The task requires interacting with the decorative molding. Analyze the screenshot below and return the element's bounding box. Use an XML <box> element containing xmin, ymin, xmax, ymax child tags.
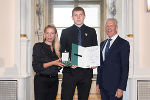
<box><xmin>127</xmin><ymin>34</ymin><xmax>133</xmax><ymax>38</ymax></box>
<box><xmin>132</xmin><ymin>75</ymin><xmax>150</xmax><ymax>79</ymax></box>
<box><xmin>20</xmin><ymin>34</ymin><xmax>27</xmax><ymax>38</ymax></box>
<box><xmin>20</xmin><ymin>38</ymin><xmax>30</xmax><ymax>76</ymax></box>
<box><xmin>0</xmin><ymin>74</ymin><xmax>30</xmax><ymax>79</ymax></box>
<box><xmin>34</xmin><ymin>0</ymin><xmax>45</xmax><ymax>42</ymax></box>
<box><xmin>109</xmin><ymin>0</ymin><xmax>117</xmax><ymax>18</ymax></box>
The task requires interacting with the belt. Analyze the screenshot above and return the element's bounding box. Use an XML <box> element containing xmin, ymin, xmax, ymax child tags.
<box><xmin>37</xmin><ymin>74</ymin><xmax>58</xmax><ymax>78</ymax></box>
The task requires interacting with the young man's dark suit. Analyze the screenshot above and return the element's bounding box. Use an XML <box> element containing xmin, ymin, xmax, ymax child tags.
<box><xmin>60</xmin><ymin>24</ymin><xmax>97</xmax><ymax>100</ymax></box>
<box><xmin>97</xmin><ymin>36</ymin><xmax>130</xmax><ymax>100</ymax></box>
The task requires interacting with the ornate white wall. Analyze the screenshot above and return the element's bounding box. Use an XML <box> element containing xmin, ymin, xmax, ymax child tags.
<box><xmin>0</xmin><ymin>0</ymin><xmax>33</xmax><ymax>100</ymax></box>
<box><xmin>0</xmin><ymin>0</ymin><xmax>150</xmax><ymax>100</ymax></box>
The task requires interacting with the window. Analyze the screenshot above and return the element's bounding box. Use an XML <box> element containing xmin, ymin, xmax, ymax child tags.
<box><xmin>53</xmin><ymin>5</ymin><xmax>74</xmax><ymax>38</ymax></box>
<box><xmin>79</xmin><ymin>4</ymin><xmax>100</xmax><ymax>43</ymax></box>
<box><xmin>48</xmin><ymin>0</ymin><xmax>101</xmax><ymax>43</ymax></box>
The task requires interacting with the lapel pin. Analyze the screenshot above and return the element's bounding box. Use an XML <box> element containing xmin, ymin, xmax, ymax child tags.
<box><xmin>85</xmin><ymin>33</ymin><xmax>88</xmax><ymax>36</ymax></box>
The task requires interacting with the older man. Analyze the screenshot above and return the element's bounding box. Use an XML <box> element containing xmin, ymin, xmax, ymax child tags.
<box><xmin>96</xmin><ymin>18</ymin><xmax>130</xmax><ymax>100</ymax></box>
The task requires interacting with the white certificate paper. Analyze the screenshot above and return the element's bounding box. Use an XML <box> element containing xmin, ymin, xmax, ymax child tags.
<box><xmin>75</xmin><ymin>45</ymin><xmax>100</xmax><ymax>68</ymax></box>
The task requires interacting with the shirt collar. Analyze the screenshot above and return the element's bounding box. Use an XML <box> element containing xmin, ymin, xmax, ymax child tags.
<box><xmin>73</xmin><ymin>24</ymin><xmax>86</xmax><ymax>30</ymax></box>
<box><xmin>108</xmin><ymin>34</ymin><xmax>118</xmax><ymax>41</ymax></box>
<box><xmin>43</xmin><ymin>42</ymin><xmax>51</xmax><ymax>48</ymax></box>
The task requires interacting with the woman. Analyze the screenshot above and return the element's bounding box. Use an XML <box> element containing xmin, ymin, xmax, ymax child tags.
<box><xmin>32</xmin><ymin>25</ymin><xmax>64</xmax><ymax>100</ymax></box>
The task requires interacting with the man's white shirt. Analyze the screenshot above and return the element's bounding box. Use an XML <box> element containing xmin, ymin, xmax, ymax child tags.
<box><xmin>102</xmin><ymin>34</ymin><xmax>119</xmax><ymax>61</ymax></box>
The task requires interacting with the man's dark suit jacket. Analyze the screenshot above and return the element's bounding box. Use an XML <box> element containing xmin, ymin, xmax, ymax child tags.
<box><xmin>60</xmin><ymin>24</ymin><xmax>98</xmax><ymax>59</ymax></box>
<box><xmin>97</xmin><ymin>36</ymin><xmax>130</xmax><ymax>94</ymax></box>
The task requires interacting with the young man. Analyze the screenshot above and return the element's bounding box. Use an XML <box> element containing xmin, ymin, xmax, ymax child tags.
<box><xmin>60</xmin><ymin>7</ymin><xmax>98</xmax><ymax>100</ymax></box>
<box><xmin>96</xmin><ymin>18</ymin><xmax>130</xmax><ymax>100</ymax></box>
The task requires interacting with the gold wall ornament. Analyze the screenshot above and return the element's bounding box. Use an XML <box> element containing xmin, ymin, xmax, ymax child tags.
<box><xmin>20</xmin><ymin>34</ymin><xmax>27</xmax><ymax>38</ymax></box>
<box><xmin>127</xmin><ymin>34</ymin><xmax>133</xmax><ymax>38</ymax></box>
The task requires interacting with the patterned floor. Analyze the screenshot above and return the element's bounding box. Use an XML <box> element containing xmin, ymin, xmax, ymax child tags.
<box><xmin>56</xmin><ymin>80</ymin><xmax>101</xmax><ymax>100</ymax></box>
<box><xmin>56</xmin><ymin>93</ymin><xmax>101</xmax><ymax>100</ymax></box>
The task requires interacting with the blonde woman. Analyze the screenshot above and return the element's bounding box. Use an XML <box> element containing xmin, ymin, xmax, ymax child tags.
<box><xmin>32</xmin><ymin>25</ymin><xmax>64</xmax><ymax>100</ymax></box>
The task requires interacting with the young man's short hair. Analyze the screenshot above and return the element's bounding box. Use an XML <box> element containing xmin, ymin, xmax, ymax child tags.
<box><xmin>72</xmin><ymin>7</ymin><xmax>85</xmax><ymax>16</ymax></box>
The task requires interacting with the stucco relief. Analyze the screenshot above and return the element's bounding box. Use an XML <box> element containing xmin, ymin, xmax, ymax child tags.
<box><xmin>35</xmin><ymin>0</ymin><xmax>44</xmax><ymax>42</ymax></box>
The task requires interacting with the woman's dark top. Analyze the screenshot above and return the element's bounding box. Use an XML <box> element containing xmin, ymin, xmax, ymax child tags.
<box><xmin>32</xmin><ymin>42</ymin><xmax>60</xmax><ymax>75</ymax></box>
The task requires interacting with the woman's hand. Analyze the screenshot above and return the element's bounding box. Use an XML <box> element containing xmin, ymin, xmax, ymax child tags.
<box><xmin>43</xmin><ymin>58</ymin><xmax>64</xmax><ymax>68</ymax></box>
<box><xmin>53</xmin><ymin>58</ymin><xmax>64</xmax><ymax>67</ymax></box>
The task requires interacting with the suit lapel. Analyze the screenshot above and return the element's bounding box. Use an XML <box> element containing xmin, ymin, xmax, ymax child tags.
<box><xmin>72</xmin><ymin>25</ymin><xmax>78</xmax><ymax>44</ymax></box>
<box><xmin>100</xmin><ymin>40</ymin><xmax>107</xmax><ymax>52</ymax></box>
<box><xmin>100</xmin><ymin>40</ymin><xmax>107</xmax><ymax>63</ymax></box>
<box><xmin>104</xmin><ymin>36</ymin><xmax>121</xmax><ymax>60</ymax></box>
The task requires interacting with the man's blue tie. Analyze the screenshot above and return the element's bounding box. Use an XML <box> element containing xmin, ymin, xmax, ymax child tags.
<box><xmin>78</xmin><ymin>27</ymin><xmax>82</xmax><ymax>46</ymax></box>
<box><xmin>105</xmin><ymin>39</ymin><xmax>112</xmax><ymax>59</ymax></box>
